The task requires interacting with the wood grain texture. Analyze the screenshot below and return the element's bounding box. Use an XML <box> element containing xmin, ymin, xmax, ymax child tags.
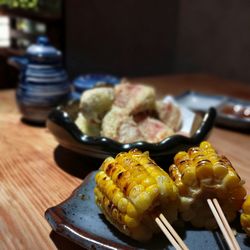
<box><xmin>0</xmin><ymin>74</ymin><xmax>250</xmax><ymax>250</ymax></box>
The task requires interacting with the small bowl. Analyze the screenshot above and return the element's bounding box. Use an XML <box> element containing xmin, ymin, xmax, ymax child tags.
<box><xmin>216</xmin><ymin>99</ymin><xmax>250</xmax><ymax>131</ymax></box>
<box><xmin>72</xmin><ymin>74</ymin><xmax>121</xmax><ymax>99</ymax></box>
<box><xmin>46</xmin><ymin>99</ymin><xmax>216</xmax><ymax>162</ymax></box>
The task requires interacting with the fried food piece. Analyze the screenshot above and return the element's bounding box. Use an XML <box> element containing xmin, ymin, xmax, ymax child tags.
<box><xmin>169</xmin><ymin>141</ymin><xmax>247</xmax><ymax>229</ymax></box>
<box><xmin>77</xmin><ymin>82</ymin><xmax>183</xmax><ymax>143</ymax></box>
<box><xmin>137</xmin><ymin>117</ymin><xmax>174</xmax><ymax>143</ymax></box>
<box><xmin>94</xmin><ymin>149</ymin><xmax>179</xmax><ymax>241</ymax></box>
<box><xmin>101</xmin><ymin>107</ymin><xmax>144</xmax><ymax>142</ymax></box>
<box><xmin>114</xmin><ymin>83</ymin><xmax>156</xmax><ymax>115</ymax></box>
<box><xmin>79</xmin><ymin>87</ymin><xmax>114</xmax><ymax>123</ymax></box>
<box><xmin>156</xmin><ymin>97</ymin><xmax>182</xmax><ymax>132</ymax></box>
<box><xmin>241</xmin><ymin>196</ymin><xmax>250</xmax><ymax>236</ymax></box>
<box><xmin>75</xmin><ymin>112</ymin><xmax>100</xmax><ymax>136</ymax></box>
<box><xmin>117</xmin><ymin>117</ymin><xmax>145</xmax><ymax>143</ymax></box>
<box><xmin>101</xmin><ymin>108</ymin><xmax>174</xmax><ymax>143</ymax></box>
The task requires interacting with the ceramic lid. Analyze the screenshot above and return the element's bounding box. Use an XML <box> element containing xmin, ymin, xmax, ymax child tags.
<box><xmin>26</xmin><ymin>36</ymin><xmax>62</xmax><ymax>62</ymax></box>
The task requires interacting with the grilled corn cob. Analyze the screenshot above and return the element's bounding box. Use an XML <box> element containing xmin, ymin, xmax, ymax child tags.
<box><xmin>241</xmin><ymin>196</ymin><xmax>250</xmax><ymax>236</ymax></box>
<box><xmin>94</xmin><ymin>149</ymin><xmax>179</xmax><ymax>241</ymax></box>
<box><xmin>169</xmin><ymin>141</ymin><xmax>247</xmax><ymax>229</ymax></box>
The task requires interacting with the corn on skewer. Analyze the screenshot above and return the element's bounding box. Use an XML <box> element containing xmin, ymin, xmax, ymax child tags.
<box><xmin>94</xmin><ymin>149</ymin><xmax>180</xmax><ymax>242</ymax></box>
<box><xmin>169</xmin><ymin>141</ymin><xmax>247</xmax><ymax>230</ymax></box>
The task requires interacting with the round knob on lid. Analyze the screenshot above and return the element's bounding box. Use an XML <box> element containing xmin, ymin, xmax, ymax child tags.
<box><xmin>26</xmin><ymin>35</ymin><xmax>62</xmax><ymax>63</ymax></box>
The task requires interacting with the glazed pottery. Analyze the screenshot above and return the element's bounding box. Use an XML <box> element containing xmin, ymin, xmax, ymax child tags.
<box><xmin>11</xmin><ymin>36</ymin><xmax>70</xmax><ymax>124</ymax></box>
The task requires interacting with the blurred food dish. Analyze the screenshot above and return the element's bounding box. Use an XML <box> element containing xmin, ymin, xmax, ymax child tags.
<box><xmin>216</xmin><ymin>100</ymin><xmax>250</xmax><ymax>130</ymax></box>
<box><xmin>176</xmin><ymin>91</ymin><xmax>226</xmax><ymax>112</ymax></box>
<box><xmin>46</xmin><ymin>83</ymin><xmax>216</xmax><ymax>160</ymax></box>
<box><xmin>176</xmin><ymin>91</ymin><xmax>250</xmax><ymax>130</ymax></box>
<box><xmin>76</xmin><ymin>83</ymin><xmax>186</xmax><ymax>144</ymax></box>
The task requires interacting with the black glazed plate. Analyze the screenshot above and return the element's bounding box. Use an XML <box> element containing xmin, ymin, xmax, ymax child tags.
<box><xmin>45</xmin><ymin>171</ymin><xmax>249</xmax><ymax>250</ymax></box>
<box><xmin>46</xmin><ymin>99</ymin><xmax>216</xmax><ymax>161</ymax></box>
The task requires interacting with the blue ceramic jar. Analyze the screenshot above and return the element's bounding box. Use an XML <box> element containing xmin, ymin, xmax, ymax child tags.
<box><xmin>12</xmin><ymin>36</ymin><xmax>70</xmax><ymax>124</ymax></box>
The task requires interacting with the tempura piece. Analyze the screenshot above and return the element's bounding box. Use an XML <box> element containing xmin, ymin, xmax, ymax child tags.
<box><xmin>156</xmin><ymin>97</ymin><xmax>182</xmax><ymax>132</ymax></box>
<box><xmin>114</xmin><ymin>83</ymin><xmax>156</xmax><ymax>115</ymax></box>
<box><xmin>137</xmin><ymin>117</ymin><xmax>174</xmax><ymax>143</ymax></box>
<box><xmin>79</xmin><ymin>87</ymin><xmax>114</xmax><ymax>123</ymax></box>
<box><xmin>75</xmin><ymin>113</ymin><xmax>100</xmax><ymax>136</ymax></box>
<box><xmin>101</xmin><ymin>108</ymin><xmax>174</xmax><ymax>143</ymax></box>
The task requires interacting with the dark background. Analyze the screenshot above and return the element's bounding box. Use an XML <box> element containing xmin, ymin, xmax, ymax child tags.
<box><xmin>1</xmin><ymin>0</ymin><xmax>250</xmax><ymax>88</ymax></box>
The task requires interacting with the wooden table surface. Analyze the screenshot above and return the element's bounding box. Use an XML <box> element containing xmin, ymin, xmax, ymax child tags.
<box><xmin>1</xmin><ymin>74</ymin><xmax>250</xmax><ymax>250</ymax></box>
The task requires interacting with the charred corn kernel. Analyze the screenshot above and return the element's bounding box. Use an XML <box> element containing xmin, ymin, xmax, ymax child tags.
<box><xmin>169</xmin><ymin>141</ymin><xmax>247</xmax><ymax>229</ymax></box>
<box><xmin>222</xmin><ymin>169</ymin><xmax>241</xmax><ymax>189</ymax></box>
<box><xmin>182</xmin><ymin>167</ymin><xmax>197</xmax><ymax>186</ymax></box>
<box><xmin>94</xmin><ymin>149</ymin><xmax>179</xmax><ymax>241</ymax></box>
<box><xmin>241</xmin><ymin>196</ymin><xmax>250</xmax><ymax>236</ymax></box>
<box><xmin>127</xmin><ymin>203</ymin><xmax>138</xmax><ymax>218</ymax></box>
<box><xmin>112</xmin><ymin>191</ymin><xmax>123</xmax><ymax>206</ymax></box>
<box><xmin>196</xmin><ymin>160</ymin><xmax>214</xmax><ymax>181</ymax></box>
<box><xmin>129</xmin><ymin>185</ymin><xmax>145</xmax><ymax>201</ymax></box>
<box><xmin>141</xmin><ymin>176</ymin><xmax>156</xmax><ymax>187</ymax></box>
<box><xmin>169</xmin><ymin>165</ymin><xmax>188</xmax><ymax>196</ymax></box>
<box><xmin>199</xmin><ymin>141</ymin><xmax>211</xmax><ymax>149</ymax></box>
<box><xmin>136</xmin><ymin>173</ymin><xmax>148</xmax><ymax>184</ymax></box>
<box><xmin>174</xmin><ymin>151</ymin><xmax>189</xmax><ymax>166</ymax></box>
<box><xmin>188</xmin><ymin>147</ymin><xmax>202</xmax><ymax>159</ymax></box>
<box><xmin>230</xmin><ymin>186</ymin><xmax>247</xmax><ymax>200</ymax></box>
<box><xmin>124</xmin><ymin>215</ymin><xmax>139</xmax><ymax>228</ymax></box>
<box><xmin>243</xmin><ymin>196</ymin><xmax>250</xmax><ymax>214</ymax></box>
<box><xmin>213</xmin><ymin>162</ymin><xmax>228</xmax><ymax>179</ymax></box>
<box><xmin>118</xmin><ymin>197</ymin><xmax>128</xmax><ymax>213</ymax></box>
<box><xmin>241</xmin><ymin>214</ymin><xmax>250</xmax><ymax>236</ymax></box>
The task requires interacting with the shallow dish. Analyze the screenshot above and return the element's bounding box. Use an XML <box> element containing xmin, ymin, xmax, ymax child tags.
<box><xmin>46</xmin><ymin>98</ymin><xmax>216</xmax><ymax>161</ymax></box>
<box><xmin>176</xmin><ymin>91</ymin><xmax>250</xmax><ymax>131</ymax></box>
<box><xmin>45</xmin><ymin>171</ymin><xmax>249</xmax><ymax>250</ymax></box>
<box><xmin>176</xmin><ymin>91</ymin><xmax>226</xmax><ymax>112</ymax></box>
<box><xmin>216</xmin><ymin>98</ymin><xmax>250</xmax><ymax>130</ymax></box>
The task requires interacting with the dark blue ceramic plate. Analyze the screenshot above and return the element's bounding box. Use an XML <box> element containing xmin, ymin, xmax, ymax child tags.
<box><xmin>46</xmin><ymin>99</ymin><xmax>216</xmax><ymax>161</ymax></box>
<box><xmin>45</xmin><ymin>171</ymin><xmax>250</xmax><ymax>250</ymax></box>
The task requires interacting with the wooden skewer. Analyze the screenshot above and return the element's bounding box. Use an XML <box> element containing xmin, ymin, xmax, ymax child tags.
<box><xmin>212</xmin><ymin>199</ymin><xmax>241</xmax><ymax>250</ymax></box>
<box><xmin>155</xmin><ymin>214</ymin><xmax>189</xmax><ymax>250</ymax></box>
<box><xmin>159</xmin><ymin>214</ymin><xmax>189</xmax><ymax>250</ymax></box>
<box><xmin>155</xmin><ymin>217</ymin><xmax>182</xmax><ymax>250</ymax></box>
<box><xmin>207</xmin><ymin>198</ymin><xmax>240</xmax><ymax>250</ymax></box>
